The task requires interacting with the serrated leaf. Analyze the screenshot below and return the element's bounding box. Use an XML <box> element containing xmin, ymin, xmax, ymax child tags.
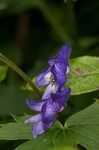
<box><xmin>66</xmin><ymin>102</ymin><xmax>99</xmax><ymax>150</ymax></box>
<box><xmin>0</xmin><ymin>65</ymin><xmax>8</xmax><ymax>82</ymax></box>
<box><xmin>67</xmin><ymin>56</ymin><xmax>99</xmax><ymax>95</ymax></box>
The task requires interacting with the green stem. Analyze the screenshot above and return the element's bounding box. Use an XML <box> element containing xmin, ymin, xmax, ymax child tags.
<box><xmin>0</xmin><ymin>53</ymin><xmax>42</xmax><ymax>96</ymax></box>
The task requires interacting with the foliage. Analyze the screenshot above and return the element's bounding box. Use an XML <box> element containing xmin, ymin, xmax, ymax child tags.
<box><xmin>0</xmin><ymin>0</ymin><xmax>99</xmax><ymax>150</ymax></box>
<box><xmin>67</xmin><ymin>56</ymin><xmax>99</xmax><ymax>95</ymax></box>
<box><xmin>0</xmin><ymin>102</ymin><xmax>99</xmax><ymax>150</ymax></box>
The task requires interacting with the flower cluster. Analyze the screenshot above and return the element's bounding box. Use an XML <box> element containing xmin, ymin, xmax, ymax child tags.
<box><xmin>24</xmin><ymin>44</ymin><xmax>71</xmax><ymax>138</ymax></box>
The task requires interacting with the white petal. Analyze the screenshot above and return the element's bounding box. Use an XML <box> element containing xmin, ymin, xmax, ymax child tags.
<box><xmin>42</xmin><ymin>84</ymin><xmax>58</xmax><ymax>99</ymax></box>
<box><xmin>45</xmin><ymin>72</ymin><xmax>52</xmax><ymax>82</ymax></box>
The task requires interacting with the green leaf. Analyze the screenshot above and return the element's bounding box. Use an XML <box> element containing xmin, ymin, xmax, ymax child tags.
<box><xmin>0</xmin><ymin>114</ymin><xmax>77</xmax><ymax>150</ymax></box>
<box><xmin>67</xmin><ymin>56</ymin><xmax>99</xmax><ymax>95</ymax></box>
<box><xmin>66</xmin><ymin>102</ymin><xmax>99</xmax><ymax>150</ymax></box>
<box><xmin>1</xmin><ymin>103</ymin><xmax>99</xmax><ymax>150</ymax></box>
<box><xmin>15</xmin><ymin>139</ymin><xmax>77</xmax><ymax>150</ymax></box>
<box><xmin>0</xmin><ymin>65</ymin><xmax>8</xmax><ymax>82</ymax></box>
<box><xmin>15</xmin><ymin>121</ymin><xmax>77</xmax><ymax>150</ymax></box>
<box><xmin>0</xmin><ymin>114</ymin><xmax>32</xmax><ymax>140</ymax></box>
<box><xmin>14</xmin><ymin>140</ymin><xmax>50</xmax><ymax>150</ymax></box>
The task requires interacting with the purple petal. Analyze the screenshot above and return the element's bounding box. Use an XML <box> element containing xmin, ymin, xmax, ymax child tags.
<box><xmin>42</xmin><ymin>84</ymin><xmax>58</xmax><ymax>99</ymax></box>
<box><xmin>24</xmin><ymin>114</ymin><xmax>41</xmax><ymax>124</ymax></box>
<box><xmin>32</xmin><ymin>121</ymin><xmax>45</xmax><ymax>138</ymax></box>
<box><xmin>32</xmin><ymin>121</ymin><xmax>52</xmax><ymax>138</ymax></box>
<box><xmin>36</xmin><ymin>67</ymin><xmax>51</xmax><ymax>88</ymax></box>
<box><xmin>42</xmin><ymin>88</ymin><xmax>71</xmax><ymax>121</ymax></box>
<box><xmin>42</xmin><ymin>98</ymin><xmax>57</xmax><ymax>124</ymax></box>
<box><xmin>48</xmin><ymin>45</ymin><xmax>71</xmax><ymax>66</ymax></box>
<box><xmin>57</xmin><ymin>44</ymin><xmax>71</xmax><ymax>65</ymax></box>
<box><xmin>42</xmin><ymin>88</ymin><xmax>71</xmax><ymax>122</ymax></box>
<box><xmin>51</xmin><ymin>64</ymin><xmax>66</xmax><ymax>88</ymax></box>
<box><xmin>26</xmin><ymin>99</ymin><xmax>45</xmax><ymax>111</ymax></box>
<box><xmin>48</xmin><ymin>57</ymin><xmax>56</xmax><ymax>65</ymax></box>
<box><xmin>56</xmin><ymin>88</ymin><xmax>71</xmax><ymax>110</ymax></box>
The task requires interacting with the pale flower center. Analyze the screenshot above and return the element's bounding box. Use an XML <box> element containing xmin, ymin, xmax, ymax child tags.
<box><xmin>45</xmin><ymin>72</ymin><xmax>52</xmax><ymax>82</ymax></box>
<box><xmin>45</xmin><ymin>72</ymin><xmax>56</xmax><ymax>85</ymax></box>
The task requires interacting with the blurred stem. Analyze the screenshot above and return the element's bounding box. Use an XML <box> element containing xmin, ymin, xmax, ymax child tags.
<box><xmin>16</xmin><ymin>13</ymin><xmax>29</xmax><ymax>57</ymax></box>
<box><xmin>0</xmin><ymin>53</ymin><xmax>42</xmax><ymax>97</ymax></box>
<box><xmin>65</xmin><ymin>0</ymin><xmax>80</xmax><ymax>57</ymax></box>
<box><xmin>66</xmin><ymin>0</ymin><xmax>77</xmax><ymax>41</ymax></box>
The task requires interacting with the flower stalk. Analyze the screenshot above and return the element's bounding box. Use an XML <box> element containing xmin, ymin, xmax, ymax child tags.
<box><xmin>0</xmin><ymin>53</ymin><xmax>42</xmax><ymax>96</ymax></box>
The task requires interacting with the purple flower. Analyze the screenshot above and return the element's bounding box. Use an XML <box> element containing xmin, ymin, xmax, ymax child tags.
<box><xmin>24</xmin><ymin>44</ymin><xmax>71</xmax><ymax>138</ymax></box>
<box><xmin>24</xmin><ymin>88</ymin><xmax>71</xmax><ymax>138</ymax></box>
<box><xmin>36</xmin><ymin>44</ymin><xmax>71</xmax><ymax>89</ymax></box>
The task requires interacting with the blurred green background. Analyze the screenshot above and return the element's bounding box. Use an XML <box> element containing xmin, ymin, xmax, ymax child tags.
<box><xmin>0</xmin><ymin>0</ymin><xmax>99</xmax><ymax>149</ymax></box>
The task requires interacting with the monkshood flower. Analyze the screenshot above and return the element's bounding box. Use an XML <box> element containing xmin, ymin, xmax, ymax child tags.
<box><xmin>24</xmin><ymin>88</ymin><xmax>71</xmax><ymax>138</ymax></box>
<box><xmin>36</xmin><ymin>44</ymin><xmax>71</xmax><ymax>92</ymax></box>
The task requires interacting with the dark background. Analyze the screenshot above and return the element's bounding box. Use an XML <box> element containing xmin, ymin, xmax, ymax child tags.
<box><xmin>0</xmin><ymin>0</ymin><xmax>99</xmax><ymax>149</ymax></box>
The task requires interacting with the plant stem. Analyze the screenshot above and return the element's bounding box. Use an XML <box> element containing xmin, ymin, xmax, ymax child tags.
<box><xmin>0</xmin><ymin>53</ymin><xmax>42</xmax><ymax>96</ymax></box>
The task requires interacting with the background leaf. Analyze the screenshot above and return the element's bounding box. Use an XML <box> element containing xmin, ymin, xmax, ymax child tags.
<box><xmin>67</xmin><ymin>56</ymin><xmax>99</xmax><ymax>95</ymax></box>
<box><xmin>14</xmin><ymin>121</ymin><xmax>77</xmax><ymax>150</ymax></box>
<box><xmin>15</xmin><ymin>139</ymin><xmax>77</xmax><ymax>150</ymax></box>
<box><xmin>0</xmin><ymin>0</ymin><xmax>99</xmax><ymax>149</ymax></box>
<box><xmin>67</xmin><ymin>102</ymin><xmax>99</xmax><ymax>150</ymax></box>
<box><xmin>0</xmin><ymin>115</ymin><xmax>32</xmax><ymax>140</ymax></box>
<box><xmin>1</xmin><ymin>102</ymin><xmax>99</xmax><ymax>150</ymax></box>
